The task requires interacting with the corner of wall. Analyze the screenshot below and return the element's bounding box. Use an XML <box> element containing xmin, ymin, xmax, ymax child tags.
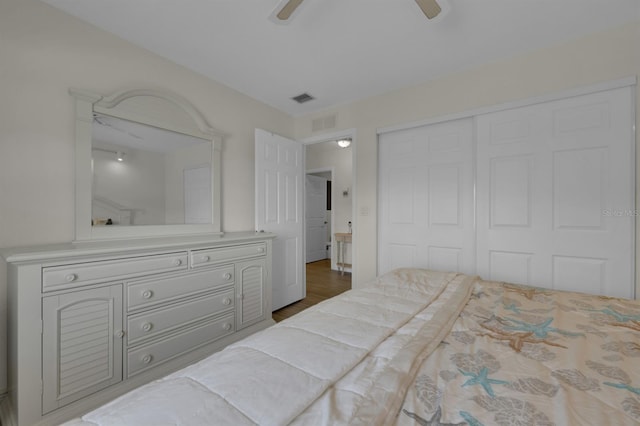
<box><xmin>0</xmin><ymin>257</ymin><xmax>7</xmax><ymax>395</ymax></box>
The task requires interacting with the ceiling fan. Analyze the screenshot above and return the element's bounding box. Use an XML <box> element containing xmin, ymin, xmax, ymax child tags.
<box><xmin>273</xmin><ymin>0</ymin><xmax>445</xmax><ymax>21</ymax></box>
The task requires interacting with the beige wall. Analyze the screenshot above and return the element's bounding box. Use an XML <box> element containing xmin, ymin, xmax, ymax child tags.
<box><xmin>93</xmin><ymin>146</ymin><xmax>167</xmax><ymax>225</ymax></box>
<box><xmin>0</xmin><ymin>0</ymin><xmax>294</xmax><ymax>394</ymax></box>
<box><xmin>294</xmin><ymin>21</ymin><xmax>640</xmax><ymax>291</ymax></box>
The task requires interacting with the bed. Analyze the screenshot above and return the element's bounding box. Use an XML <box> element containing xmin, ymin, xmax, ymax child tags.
<box><xmin>64</xmin><ymin>269</ymin><xmax>640</xmax><ymax>425</ymax></box>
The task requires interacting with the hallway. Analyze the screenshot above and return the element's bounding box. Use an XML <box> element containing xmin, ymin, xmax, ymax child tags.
<box><xmin>272</xmin><ymin>259</ymin><xmax>351</xmax><ymax>322</ymax></box>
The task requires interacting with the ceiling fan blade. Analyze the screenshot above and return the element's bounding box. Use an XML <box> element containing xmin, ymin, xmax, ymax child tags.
<box><xmin>276</xmin><ymin>0</ymin><xmax>304</xmax><ymax>20</ymax></box>
<box><xmin>415</xmin><ymin>0</ymin><xmax>442</xmax><ymax>19</ymax></box>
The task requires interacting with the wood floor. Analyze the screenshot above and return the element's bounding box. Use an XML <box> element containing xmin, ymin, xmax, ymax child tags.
<box><xmin>272</xmin><ymin>259</ymin><xmax>351</xmax><ymax>322</ymax></box>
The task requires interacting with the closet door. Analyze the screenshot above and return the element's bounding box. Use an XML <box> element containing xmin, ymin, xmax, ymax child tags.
<box><xmin>476</xmin><ymin>87</ymin><xmax>634</xmax><ymax>298</ymax></box>
<box><xmin>378</xmin><ymin>118</ymin><xmax>475</xmax><ymax>275</ymax></box>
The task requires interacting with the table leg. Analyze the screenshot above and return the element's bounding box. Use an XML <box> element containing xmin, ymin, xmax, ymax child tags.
<box><xmin>341</xmin><ymin>240</ymin><xmax>346</xmax><ymax>276</ymax></box>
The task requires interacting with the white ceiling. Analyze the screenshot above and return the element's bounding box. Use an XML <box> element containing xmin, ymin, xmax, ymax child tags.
<box><xmin>42</xmin><ymin>0</ymin><xmax>640</xmax><ymax>116</ymax></box>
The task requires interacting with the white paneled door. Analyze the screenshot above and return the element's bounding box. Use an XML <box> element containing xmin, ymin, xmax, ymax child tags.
<box><xmin>306</xmin><ymin>174</ymin><xmax>328</xmax><ymax>263</ymax></box>
<box><xmin>255</xmin><ymin>129</ymin><xmax>305</xmax><ymax>310</ymax></box>
<box><xmin>476</xmin><ymin>87</ymin><xmax>634</xmax><ymax>298</ymax></box>
<box><xmin>378</xmin><ymin>86</ymin><xmax>634</xmax><ymax>298</ymax></box>
<box><xmin>378</xmin><ymin>118</ymin><xmax>475</xmax><ymax>275</ymax></box>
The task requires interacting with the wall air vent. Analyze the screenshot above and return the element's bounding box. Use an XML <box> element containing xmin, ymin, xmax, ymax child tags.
<box><xmin>292</xmin><ymin>93</ymin><xmax>315</xmax><ymax>104</ymax></box>
<box><xmin>311</xmin><ymin>114</ymin><xmax>337</xmax><ymax>132</ymax></box>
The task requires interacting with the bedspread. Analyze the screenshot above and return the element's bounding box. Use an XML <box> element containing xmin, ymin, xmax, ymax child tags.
<box><xmin>65</xmin><ymin>269</ymin><xmax>476</xmax><ymax>426</ymax></box>
<box><xmin>397</xmin><ymin>280</ymin><xmax>640</xmax><ymax>425</ymax></box>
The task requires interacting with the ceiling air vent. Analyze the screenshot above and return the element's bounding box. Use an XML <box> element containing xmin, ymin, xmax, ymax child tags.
<box><xmin>292</xmin><ymin>93</ymin><xmax>315</xmax><ymax>104</ymax></box>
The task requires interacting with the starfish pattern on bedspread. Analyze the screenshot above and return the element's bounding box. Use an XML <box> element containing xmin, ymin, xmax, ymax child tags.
<box><xmin>402</xmin><ymin>406</ymin><xmax>466</xmax><ymax>425</ymax></box>
<box><xmin>585</xmin><ymin>306</ymin><xmax>640</xmax><ymax>333</ymax></box>
<box><xmin>502</xmin><ymin>284</ymin><xmax>552</xmax><ymax>300</ymax></box>
<box><xmin>459</xmin><ymin>411</ymin><xmax>484</xmax><ymax>426</ymax></box>
<box><xmin>499</xmin><ymin>316</ymin><xmax>583</xmax><ymax>339</ymax></box>
<box><xmin>459</xmin><ymin>367</ymin><xmax>508</xmax><ymax>398</ymax></box>
<box><xmin>588</xmin><ymin>306</ymin><xmax>640</xmax><ymax>323</ymax></box>
<box><xmin>398</xmin><ymin>279</ymin><xmax>640</xmax><ymax>426</ymax></box>
<box><xmin>502</xmin><ymin>301</ymin><xmax>554</xmax><ymax>316</ymax></box>
<box><xmin>478</xmin><ymin>322</ymin><xmax>568</xmax><ymax>352</ymax></box>
<box><xmin>502</xmin><ymin>302</ymin><xmax>521</xmax><ymax>314</ymax></box>
<box><xmin>604</xmin><ymin>382</ymin><xmax>640</xmax><ymax>396</ymax></box>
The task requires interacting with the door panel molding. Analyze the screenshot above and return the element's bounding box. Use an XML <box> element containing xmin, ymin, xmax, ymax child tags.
<box><xmin>255</xmin><ymin>129</ymin><xmax>305</xmax><ymax>310</ymax></box>
<box><xmin>379</xmin><ymin>85</ymin><xmax>635</xmax><ymax>299</ymax></box>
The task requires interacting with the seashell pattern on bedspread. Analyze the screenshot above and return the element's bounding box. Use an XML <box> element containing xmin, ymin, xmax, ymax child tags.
<box><xmin>397</xmin><ymin>280</ymin><xmax>640</xmax><ymax>426</ymax></box>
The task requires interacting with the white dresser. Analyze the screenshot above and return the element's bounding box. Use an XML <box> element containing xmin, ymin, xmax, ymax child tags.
<box><xmin>1</xmin><ymin>232</ymin><xmax>276</xmax><ymax>426</ymax></box>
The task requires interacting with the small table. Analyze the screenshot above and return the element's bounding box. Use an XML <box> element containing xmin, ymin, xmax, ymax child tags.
<box><xmin>335</xmin><ymin>232</ymin><xmax>352</xmax><ymax>275</ymax></box>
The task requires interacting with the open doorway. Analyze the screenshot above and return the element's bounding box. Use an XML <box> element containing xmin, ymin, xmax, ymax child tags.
<box><xmin>305</xmin><ymin>139</ymin><xmax>353</xmax><ymax>272</ymax></box>
<box><xmin>306</xmin><ymin>170</ymin><xmax>332</xmax><ymax>263</ymax></box>
<box><xmin>272</xmin><ymin>137</ymin><xmax>354</xmax><ymax>322</ymax></box>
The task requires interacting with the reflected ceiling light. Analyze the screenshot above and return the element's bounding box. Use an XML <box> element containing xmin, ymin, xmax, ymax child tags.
<box><xmin>92</xmin><ymin>147</ymin><xmax>125</xmax><ymax>162</ymax></box>
<box><xmin>337</xmin><ymin>138</ymin><xmax>351</xmax><ymax>148</ymax></box>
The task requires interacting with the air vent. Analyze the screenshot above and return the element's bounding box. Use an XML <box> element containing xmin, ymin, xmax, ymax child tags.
<box><xmin>292</xmin><ymin>93</ymin><xmax>315</xmax><ymax>104</ymax></box>
<box><xmin>312</xmin><ymin>114</ymin><xmax>337</xmax><ymax>132</ymax></box>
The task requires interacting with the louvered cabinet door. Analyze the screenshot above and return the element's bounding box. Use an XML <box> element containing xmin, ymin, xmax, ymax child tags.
<box><xmin>236</xmin><ymin>259</ymin><xmax>267</xmax><ymax>330</ymax></box>
<box><xmin>42</xmin><ymin>284</ymin><xmax>123</xmax><ymax>414</ymax></box>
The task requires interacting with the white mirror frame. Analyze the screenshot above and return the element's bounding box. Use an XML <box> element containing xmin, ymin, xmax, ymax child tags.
<box><xmin>70</xmin><ymin>88</ymin><xmax>223</xmax><ymax>241</ymax></box>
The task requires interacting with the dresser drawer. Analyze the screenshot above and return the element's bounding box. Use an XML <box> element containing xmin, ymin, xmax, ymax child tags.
<box><xmin>42</xmin><ymin>252</ymin><xmax>188</xmax><ymax>292</ymax></box>
<box><xmin>127</xmin><ymin>288</ymin><xmax>235</xmax><ymax>345</ymax></box>
<box><xmin>191</xmin><ymin>243</ymin><xmax>266</xmax><ymax>268</ymax></box>
<box><xmin>127</xmin><ymin>314</ymin><xmax>235</xmax><ymax>377</ymax></box>
<box><xmin>127</xmin><ymin>267</ymin><xmax>233</xmax><ymax>311</ymax></box>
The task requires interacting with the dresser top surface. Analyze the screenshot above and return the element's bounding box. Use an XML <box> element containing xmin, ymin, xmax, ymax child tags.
<box><xmin>1</xmin><ymin>232</ymin><xmax>275</xmax><ymax>263</ymax></box>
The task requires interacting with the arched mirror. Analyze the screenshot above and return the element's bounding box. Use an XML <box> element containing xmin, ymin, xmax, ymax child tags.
<box><xmin>71</xmin><ymin>88</ymin><xmax>223</xmax><ymax>241</ymax></box>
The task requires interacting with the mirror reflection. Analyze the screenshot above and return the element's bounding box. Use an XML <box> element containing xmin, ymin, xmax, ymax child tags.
<box><xmin>91</xmin><ymin>113</ymin><xmax>212</xmax><ymax>227</ymax></box>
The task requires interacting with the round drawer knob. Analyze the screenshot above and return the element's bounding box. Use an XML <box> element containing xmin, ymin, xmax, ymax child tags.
<box><xmin>257</xmin><ymin>247</ymin><xmax>265</xmax><ymax>253</ymax></box>
<box><xmin>223</xmin><ymin>323</ymin><xmax>232</xmax><ymax>331</ymax></box>
<box><xmin>115</xmin><ymin>330</ymin><xmax>125</xmax><ymax>339</ymax></box>
<box><xmin>142</xmin><ymin>322</ymin><xmax>153</xmax><ymax>332</ymax></box>
<box><xmin>142</xmin><ymin>355</ymin><xmax>153</xmax><ymax>364</ymax></box>
<box><xmin>65</xmin><ymin>273</ymin><xmax>78</xmax><ymax>282</ymax></box>
<box><xmin>173</xmin><ymin>259</ymin><xmax>182</xmax><ymax>266</ymax></box>
<box><xmin>224</xmin><ymin>272</ymin><xmax>232</xmax><ymax>280</ymax></box>
<box><xmin>201</xmin><ymin>255</ymin><xmax>210</xmax><ymax>262</ymax></box>
<box><xmin>142</xmin><ymin>290</ymin><xmax>153</xmax><ymax>299</ymax></box>
<box><xmin>222</xmin><ymin>297</ymin><xmax>232</xmax><ymax>305</ymax></box>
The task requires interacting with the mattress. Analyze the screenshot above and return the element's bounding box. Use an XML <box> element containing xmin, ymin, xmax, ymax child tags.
<box><xmin>63</xmin><ymin>269</ymin><xmax>640</xmax><ymax>425</ymax></box>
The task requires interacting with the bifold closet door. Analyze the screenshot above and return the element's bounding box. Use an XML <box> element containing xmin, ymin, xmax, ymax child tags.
<box><xmin>378</xmin><ymin>118</ymin><xmax>475</xmax><ymax>275</ymax></box>
<box><xmin>476</xmin><ymin>87</ymin><xmax>634</xmax><ymax>298</ymax></box>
